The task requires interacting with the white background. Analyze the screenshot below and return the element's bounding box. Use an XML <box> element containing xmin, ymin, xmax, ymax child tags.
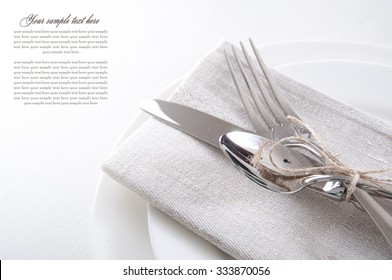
<box><xmin>0</xmin><ymin>0</ymin><xmax>392</xmax><ymax>259</ymax></box>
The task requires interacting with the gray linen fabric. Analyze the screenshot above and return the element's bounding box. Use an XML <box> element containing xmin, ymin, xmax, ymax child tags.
<box><xmin>102</xmin><ymin>41</ymin><xmax>392</xmax><ymax>259</ymax></box>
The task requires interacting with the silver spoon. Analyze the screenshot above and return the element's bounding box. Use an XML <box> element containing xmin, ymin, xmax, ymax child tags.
<box><xmin>220</xmin><ymin>131</ymin><xmax>392</xmax><ymax>199</ymax></box>
<box><xmin>219</xmin><ymin>131</ymin><xmax>392</xmax><ymax>246</ymax></box>
<box><xmin>219</xmin><ymin>131</ymin><xmax>348</xmax><ymax>200</ymax></box>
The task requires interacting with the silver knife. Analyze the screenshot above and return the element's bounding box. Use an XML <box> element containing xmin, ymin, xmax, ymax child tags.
<box><xmin>138</xmin><ymin>98</ymin><xmax>317</xmax><ymax>175</ymax></box>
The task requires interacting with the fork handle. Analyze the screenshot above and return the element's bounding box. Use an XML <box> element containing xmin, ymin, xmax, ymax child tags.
<box><xmin>304</xmin><ymin>176</ymin><xmax>392</xmax><ymax>246</ymax></box>
<box><xmin>353</xmin><ymin>188</ymin><xmax>392</xmax><ymax>247</ymax></box>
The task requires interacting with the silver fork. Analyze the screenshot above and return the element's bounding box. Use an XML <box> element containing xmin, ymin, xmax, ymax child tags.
<box><xmin>225</xmin><ymin>38</ymin><xmax>392</xmax><ymax>246</ymax></box>
<box><xmin>225</xmin><ymin>39</ymin><xmax>323</xmax><ymax>158</ymax></box>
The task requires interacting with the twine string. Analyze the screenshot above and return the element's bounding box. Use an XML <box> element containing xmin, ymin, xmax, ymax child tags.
<box><xmin>251</xmin><ymin>116</ymin><xmax>392</xmax><ymax>202</ymax></box>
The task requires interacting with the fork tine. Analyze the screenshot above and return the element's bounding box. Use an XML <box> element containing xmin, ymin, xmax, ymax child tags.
<box><xmin>239</xmin><ymin>41</ymin><xmax>287</xmax><ymax>124</ymax></box>
<box><xmin>249</xmin><ymin>38</ymin><xmax>299</xmax><ymax>118</ymax></box>
<box><xmin>230</xmin><ymin>46</ymin><xmax>278</xmax><ymax>131</ymax></box>
<box><xmin>224</xmin><ymin>50</ymin><xmax>272</xmax><ymax>136</ymax></box>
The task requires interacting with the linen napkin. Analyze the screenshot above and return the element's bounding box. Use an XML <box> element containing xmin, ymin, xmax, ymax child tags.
<box><xmin>102</xmin><ymin>41</ymin><xmax>392</xmax><ymax>259</ymax></box>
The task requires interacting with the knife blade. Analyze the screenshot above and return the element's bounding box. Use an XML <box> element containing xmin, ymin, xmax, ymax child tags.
<box><xmin>138</xmin><ymin>99</ymin><xmax>250</xmax><ymax>147</ymax></box>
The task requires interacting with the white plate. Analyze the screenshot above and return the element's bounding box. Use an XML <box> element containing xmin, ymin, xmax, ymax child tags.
<box><xmin>91</xmin><ymin>40</ymin><xmax>392</xmax><ymax>259</ymax></box>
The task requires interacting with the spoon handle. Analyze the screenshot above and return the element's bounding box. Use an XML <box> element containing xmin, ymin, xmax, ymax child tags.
<box><xmin>303</xmin><ymin>174</ymin><xmax>392</xmax><ymax>201</ymax></box>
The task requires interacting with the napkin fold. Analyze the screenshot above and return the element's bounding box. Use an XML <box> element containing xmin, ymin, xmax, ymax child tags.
<box><xmin>102</xmin><ymin>41</ymin><xmax>392</xmax><ymax>259</ymax></box>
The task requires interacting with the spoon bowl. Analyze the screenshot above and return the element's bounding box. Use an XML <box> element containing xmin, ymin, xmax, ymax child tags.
<box><xmin>219</xmin><ymin>131</ymin><xmax>347</xmax><ymax>199</ymax></box>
